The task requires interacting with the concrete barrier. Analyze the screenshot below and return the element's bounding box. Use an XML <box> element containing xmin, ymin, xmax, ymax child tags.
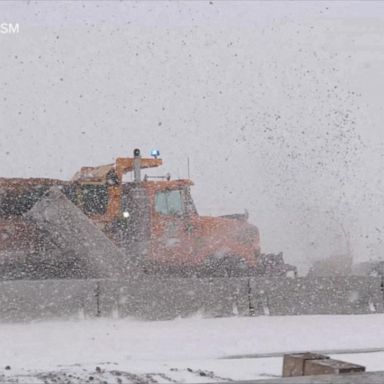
<box><xmin>0</xmin><ymin>276</ymin><xmax>382</xmax><ymax>322</ymax></box>
<box><xmin>98</xmin><ymin>277</ymin><xmax>250</xmax><ymax>320</ymax></box>
<box><xmin>250</xmin><ymin>276</ymin><xmax>384</xmax><ymax>316</ymax></box>
<box><xmin>0</xmin><ymin>279</ymin><xmax>97</xmax><ymax>322</ymax></box>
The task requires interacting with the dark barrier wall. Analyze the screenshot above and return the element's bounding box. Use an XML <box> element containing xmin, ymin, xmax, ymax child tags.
<box><xmin>249</xmin><ymin>276</ymin><xmax>384</xmax><ymax>316</ymax></box>
<box><xmin>0</xmin><ymin>276</ymin><xmax>382</xmax><ymax>322</ymax></box>
<box><xmin>0</xmin><ymin>279</ymin><xmax>98</xmax><ymax>322</ymax></box>
<box><xmin>99</xmin><ymin>277</ymin><xmax>250</xmax><ymax>320</ymax></box>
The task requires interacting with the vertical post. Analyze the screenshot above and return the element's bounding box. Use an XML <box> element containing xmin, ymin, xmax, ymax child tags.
<box><xmin>187</xmin><ymin>156</ymin><xmax>190</xmax><ymax>179</ymax></box>
<box><xmin>133</xmin><ymin>148</ymin><xmax>141</xmax><ymax>182</ymax></box>
<box><xmin>247</xmin><ymin>278</ymin><xmax>255</xmax><ymax>316</ymax></box>
<box><xmin>95</xmin><ymin>281</ymin><xmax>101</xmax><ymax>317</ymax></box>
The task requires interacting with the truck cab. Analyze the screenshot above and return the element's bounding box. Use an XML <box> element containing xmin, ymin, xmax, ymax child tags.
<box><xmin>117</xmin><ymin>179</ymin><xmax>261</xmax><ymax>276</ymax></box>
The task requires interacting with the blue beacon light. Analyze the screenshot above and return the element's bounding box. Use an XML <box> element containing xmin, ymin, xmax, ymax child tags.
<box><xmin>150</xmin><ymin>149</ymin><xmax>160</xmax><ymax>159</ymax></box>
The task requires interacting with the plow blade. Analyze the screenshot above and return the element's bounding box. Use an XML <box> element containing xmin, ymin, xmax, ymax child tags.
<box><xmin>25</xmin><ymin>187</ymin><xmax>140</xmax><ymax>279</ymax></box>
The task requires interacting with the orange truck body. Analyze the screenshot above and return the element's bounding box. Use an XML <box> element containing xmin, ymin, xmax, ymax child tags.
<box><xmin>0</xmin><ymin>151</ymin><xmax>263</xmax><ymax>276</ymax></box>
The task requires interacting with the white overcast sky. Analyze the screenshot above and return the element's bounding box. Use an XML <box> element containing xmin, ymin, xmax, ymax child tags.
<box><xmin>1</xmin><ymin>1</ymin><xmax>384</xmax><ymax>271</ymax></box>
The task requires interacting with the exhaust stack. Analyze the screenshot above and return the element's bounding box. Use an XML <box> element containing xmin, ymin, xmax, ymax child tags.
<box><xmin>133</xmin><ymin>148</ymin><xmax>141</xmax><ymax>182</ymax></box>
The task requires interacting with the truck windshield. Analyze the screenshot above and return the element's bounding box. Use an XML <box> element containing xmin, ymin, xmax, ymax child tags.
<box><xmin>155</xmin><ymin>190</ymin><xmax>184</xmax><ymax>215</ymax></box>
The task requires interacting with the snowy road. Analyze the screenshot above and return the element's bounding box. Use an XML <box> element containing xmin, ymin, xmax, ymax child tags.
<box><xmin>1</xmin><ymin>314</ymin><xmax>384</xmax><ymax>383</ymax></box>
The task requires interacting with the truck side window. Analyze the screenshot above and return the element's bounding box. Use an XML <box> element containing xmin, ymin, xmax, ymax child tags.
<box><xmin>167</xmin><ymin>190</ymin><xmax>183</xmax><ymax>215</ymax></box>
<box><xmin>155</xmin><ymin>191</ymin><xmax>168</xmax><ymax>215</ymax></box>
<box><xmin>155</xmin><ymin>190</ymin><xmax>184</xmax><ymax>216</ymax></box>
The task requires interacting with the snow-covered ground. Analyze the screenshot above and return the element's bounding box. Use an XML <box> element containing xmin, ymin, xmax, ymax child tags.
<box><xmin>1</xmin><ymin>314</ymin><xmax>384</xmax><ymax>383</ymax></box>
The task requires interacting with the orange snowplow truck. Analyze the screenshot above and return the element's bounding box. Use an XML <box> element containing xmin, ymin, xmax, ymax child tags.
<box><xmin>0</xmin><ymin>149</ymin><xmax>296</xmax><ymax>277</ymax></box>
<box><xmin>69</xmin><ymin>149</ymin><xmax>262</xmax><ymax>276</ymax></box>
